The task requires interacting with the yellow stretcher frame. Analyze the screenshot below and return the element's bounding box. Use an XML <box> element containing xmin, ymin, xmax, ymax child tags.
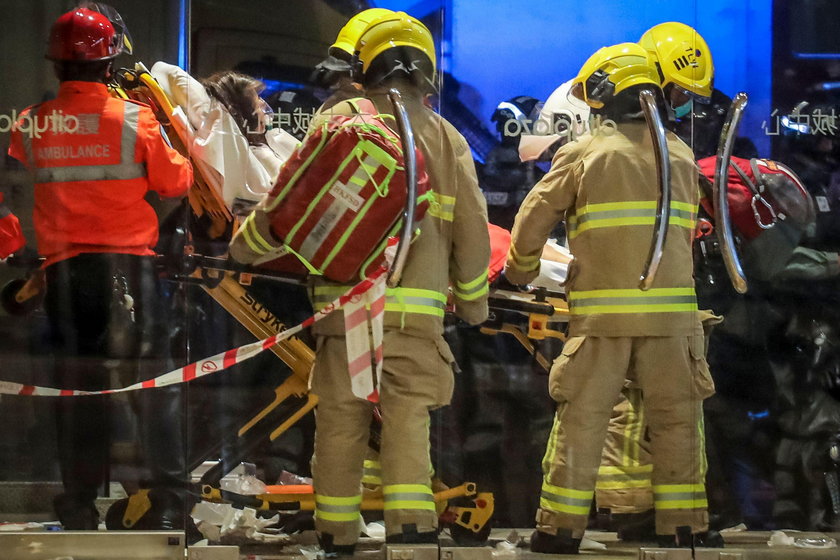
<box><xmin>111</xmin><ymin>65</ymin><xmax>500</xmax><ymax>544</ymax></box>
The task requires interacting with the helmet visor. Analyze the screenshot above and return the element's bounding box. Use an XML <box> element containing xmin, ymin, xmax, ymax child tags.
<box><xmin>80</xmin><ymin>2</ymin><xmax>133</xmax><ymax>56</ymax></box>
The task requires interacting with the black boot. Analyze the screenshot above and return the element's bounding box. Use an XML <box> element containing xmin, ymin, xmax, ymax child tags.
<box><xmin>656</xmin><ymin>525</ymin><xmax>724</xmax><ymax>548</ymax></box>
<box><xmin>530</xmin><ymin>529</ymin><xmax>581</xmax><ymax>554</ymax></box>
<box><xmin>53</xmin><ymin>493</ymin><xmax>99</xmax><ymax>530</ymax></box>
<box><xmin>319</xmin><ymin>532</ymin><xmax>356</xmax><ymax>558</ymax></box>
<box><xmin>386</xmin><ymin>524</ymin><xmax>438</xmax><ymax>544</ymax></box>
<box><xmin>614</xmin><ymin>510</ymin><xmax>656</xmax><ymax>542</ymax></box>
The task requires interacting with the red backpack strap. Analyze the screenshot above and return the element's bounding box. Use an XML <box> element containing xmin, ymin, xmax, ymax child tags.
<box><xmin>346</xmin><ymin>97</ymin><xmax>378</xmax><ymax>116</ymax></box>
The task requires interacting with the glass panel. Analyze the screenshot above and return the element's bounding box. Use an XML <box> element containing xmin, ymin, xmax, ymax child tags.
<box><xmin>3</xmin><ymin>1</ymin><xmax>840</xmax><ymax>557</ymax></box>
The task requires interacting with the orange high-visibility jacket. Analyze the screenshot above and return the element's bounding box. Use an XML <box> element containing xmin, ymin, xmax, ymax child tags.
<box><xmin>8</xmin><ymin>81</ymin><xmax>192</xmax><ymax>266</ymax></box>
<box><xmin>0</xmin><ymin>193</ymin><xmax>25</xmax><ymax>259</ymax></box>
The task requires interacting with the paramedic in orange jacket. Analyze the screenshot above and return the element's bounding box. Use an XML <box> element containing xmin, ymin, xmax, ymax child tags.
<box><xmin>506</xmin><ymin>44</ymin><xmax>717</xmax><ymax>553</ymax></box>
<box><xmin>7</xmin><ymin>7</ymin><xmax>192</xmax><ymax>530</ymax></box>
<box><xmin>230</xmin><ymin>13</ymin><xmax>490</xmax><ymax>555</ymax></box>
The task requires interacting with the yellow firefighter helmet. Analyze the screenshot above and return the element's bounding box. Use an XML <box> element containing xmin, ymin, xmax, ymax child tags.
<box><xmin>639</xmin><ymin>21</ymin><xmax>714</xmax><ymax>102</ymax></box>
<box><xmin>355</xmin><ymin>14</ymin><xmax>437</xmax><ymax>85</ymax></box>
<box><xmin>571</xmin><ymin>42</ymin><xmax>660</xmax><ymax>109</ymax></box>
<box><xmin>329</xmin><ymin>8</ymin><xmax>395</xmax><ymax>60</ymax></box>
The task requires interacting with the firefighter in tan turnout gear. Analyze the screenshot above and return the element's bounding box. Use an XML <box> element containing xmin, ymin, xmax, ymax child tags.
<box><xmin>308</xmin><ymin>15</ymin><xmax>489</xmax><ymax>554</ymax></box>
<box><xmin>505</xmin><ymin>43</ymin><xmax>719</xmax><ymax>553</ymax></box>
<box><xmin>232</xmin><ymin>13</ymin><xmax>490</xmax><ymax>556</ymax></box>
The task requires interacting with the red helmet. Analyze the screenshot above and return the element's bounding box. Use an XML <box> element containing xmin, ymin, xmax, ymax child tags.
<box><xmin>47</xmin><ymin>8</ymin><xmax>120</xmax><ymax>62</ymax></box>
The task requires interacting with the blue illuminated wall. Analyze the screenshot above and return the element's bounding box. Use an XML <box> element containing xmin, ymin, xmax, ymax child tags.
<box><xmin>376</xmin><ymin>0</ymin><xmax>773</xmax><ymax>156</ymax></box>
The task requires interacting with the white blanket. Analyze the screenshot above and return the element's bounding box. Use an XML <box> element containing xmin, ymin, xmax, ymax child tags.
<box><xmin>150</xmin><ymin>62</ymin><xmax>298</xmax><ymax>205</ymax></box>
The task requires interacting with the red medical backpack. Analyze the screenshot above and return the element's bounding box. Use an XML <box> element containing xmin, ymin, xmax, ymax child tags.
<box><xmin>258</xmin><ymin>98</ymin><xmax>430</xmax><ymax>283</ymax></box>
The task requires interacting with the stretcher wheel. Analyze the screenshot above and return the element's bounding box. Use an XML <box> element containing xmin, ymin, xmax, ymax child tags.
<box><xmin>1</xmin><ymin>278</ymin><xmax>40</xmax><ymax>316</ymax></box>
<box><xmin>448</xmin><ymin>519</ymin><xmax>492</xmax><ymax>546</ymax></box>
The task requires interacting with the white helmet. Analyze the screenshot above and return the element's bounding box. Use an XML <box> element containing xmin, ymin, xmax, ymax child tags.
<box><xmin>518</xmin><ymin>80</ymin><xmax>591</xmax><ymax>162</ymax></box>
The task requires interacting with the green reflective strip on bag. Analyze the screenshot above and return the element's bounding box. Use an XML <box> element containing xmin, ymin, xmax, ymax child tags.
<box><xmin>286</xmin><ymin>147</ymin><xmax>359</xmax><ymax>245</ymax></box>
<box><xmin>382</xmin><ymin>484</ymin><xmax>435</xmax><ymax>511</ymax></box>
<box><xmin>266</xmin><ymin>126</ymin><xmax>330</xmax><ymax>211</ymax></box>
<box><xmin>315</xmin><ymin>494</ymin><xmax>363</xmax><ymax>520</ymax></box>
<box><xmin>653</xmin><ymin>484</ymin><xmax>707</xmax><ymax>510</ymax></box>
<box><xmin>540</xmin><ymin>483</ymin><xmax>593</xmax><ymax>516</ymax></box>
<box><xmin>568</xmin><ymin>287</ymin><xmax>697</xmax><ymax>315</ymax></box>
<box><xmin>567</xmin><ymin>200</ymin><xmax>697</xmax><ymax>239</ymax></box>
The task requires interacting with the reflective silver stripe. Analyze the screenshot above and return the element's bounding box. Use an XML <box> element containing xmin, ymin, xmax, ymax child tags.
<box><xmin>121</xmin><ymin>103</ymin><xmax>140</xmax><ymax>165</ymax></box>
<box><xmin>571</xmin><ymin>295</ymin><xmax>697</xmax><ymax>307</ymax></box>
<box><xmin>35</xmin><ymin>163</ymin><xmax>146</xmax><ymax>183</ymax></box>
<box><xmin>574</xmin><ymin>207</ymin><xmax>695</xmax><ymax>228</ymax></box>
<box><xmin>383</xmin><ymin>492</ymin><xmax>435</xmax><ymax>503</ymax></box>
<box><xmin>21</xmin><ymin>106</ymin><xmax>38</xmax><ymax>167</ymax></box>
<box><xmin>654</xmin><ymin>491</ymin><xmax>707</xmax><ymax>501</ymax></box>
<box><xmin>34</xmin><ymin>102</ymin><xmax>144</xmax><ymax>184</ymax></box>
<box><xmin>315</xmin><ymin>502</ymin><xmax>361</xmax><ymax>514</ymax></box>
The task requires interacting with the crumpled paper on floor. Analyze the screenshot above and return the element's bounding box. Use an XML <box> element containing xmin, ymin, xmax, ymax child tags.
<box><xmin>192</xmin><ymin>501</ymin><xmax>283</xmax><ymax>543</ymax></box>
<box><xmin>768</xmin><ymin>531</ymin><xmax>837</xmax><ymax>549</ymax></box>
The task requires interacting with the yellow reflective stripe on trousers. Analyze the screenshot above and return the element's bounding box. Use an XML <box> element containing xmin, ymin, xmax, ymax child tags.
<box><xmin>382</xmin><ymin>484</ymin><xmax>436</xmax><ymax>511</ymax></box>
<box><xmin>540</xmin><ymin>481</ymin><xmax>594</xmax><ymax>516</ymax></box>
<box><xmin>653</xmin><ymin>484</ymin><xmax>707</xmax><ymax>510</ymax></box>
<box><xmin>312</xmin><ymin>286</ymin><xmax>446</xmax><ymax>318</ymax></box>
<box><xmin>315</xmin><ymin>494</ymin><xmax>362</xmax><ymax>522</ymax></box>
<box><xmin>362</xmin><ymin>459</ymin><xmax>383</xmax><ymax>485</ymax></box>
<box><xmin>568</xmin><ymin>287</ymin><xmax>697</xmax><ymax>315</ymax></box>
<box><xmin>454</xmin><ymin>270</ymin><xmax>489</xmax><ymax>301</ymax></box>
<box><xmin>624</xmin><ymin>388</ymin><xmax>645</xmax><ymax>466</ymax></box>
<box><xmin>596</xmin><ymin>464</ymin><xmax>652</xmax><ymax>490</ymax></box>
<box><xmin>567</xmin><ymin>200</ymin><xmax>697</xmax><ymax>239</ymax></box>
<box><xmin>428</xmin><ymin>192</ymin><xmax>455</xmax><ymax>222</ymax></box>
<box><xmin>34</xmin><ymin>103</ymin><xmax>146</xmax><ymax>183</ymax></box>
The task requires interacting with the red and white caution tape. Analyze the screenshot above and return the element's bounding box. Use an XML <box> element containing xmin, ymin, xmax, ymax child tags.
<box><xmin>0</xmin><ymin>267</ymin><xmax>388</xmax><ymax>398</ymax></box>
<box><xmin>343</xmin><ymin>271</ymin><xmax>385</xmax><ymax>403</ymax></box>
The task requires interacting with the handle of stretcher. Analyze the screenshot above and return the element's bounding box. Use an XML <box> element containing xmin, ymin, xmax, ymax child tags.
<box><xmin>488</xmin><ymin>295</ymin><xmax>555</xmax><ymax>317</ymax></box>
<box><xmin>386</xmin><ymin>88</ymin><xmax>418</xmax><ymax>288</ymax></box>
<box><xmin>713</xmin><ymin>92</ymin><xmax>750</xmax><ymax>294</ymax></box>
<box><xmin>638</xmin><ymin>89</ymin><xmax>672</xmax><ymax>291</ymax></box>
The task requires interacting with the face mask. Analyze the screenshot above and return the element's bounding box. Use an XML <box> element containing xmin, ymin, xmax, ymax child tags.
<box><xmin>674</xmin><ymin>99</ymin><xmax>694</xmax><ymax>119</ymax></box>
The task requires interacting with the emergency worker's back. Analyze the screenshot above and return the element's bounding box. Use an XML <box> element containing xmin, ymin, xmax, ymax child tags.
<box><xmin>8</xmin><ymin>81</ymin><xmax>192</xmax><ymax>265</ymax></box>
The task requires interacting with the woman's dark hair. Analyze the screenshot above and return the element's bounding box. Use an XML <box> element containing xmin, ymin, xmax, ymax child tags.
<box><xmin>202</xmin><ymin>71</ymin><xmax>265</xmax><ymax>139</ymax></box>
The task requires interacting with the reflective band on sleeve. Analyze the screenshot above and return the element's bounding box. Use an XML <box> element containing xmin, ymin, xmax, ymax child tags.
<box><xmin>362</xmin><ymin>459</ymin><xmax>383</xmax><ymax>485</ymax></box>
<box><xmin>382</xmin><ymin>484</ymin><xmax>436</xmax><ymax>512</ymax></box>
<box><xmin>508</xmin><ymin>246</ymin><xmax>541</xmax><ymax>272</ymax></box>
<box><xmin>540</xmin><ymin>482</ymin><xmax>593</xmax><ymax>516</ymax></box>
<box><xmin>315</xmin><ymin>493</ymin><xmax>363</xmax><ymax>522</ymax></box>
<box><xmin>239</xmin><ymin>214</ymin><xmax>274</xmax><ymax>255</ymax></box>
<box><xmin>454</xmin><ymin>270</ymin><xmax>489</xmax><ymax>301</ymax></box>
<box><xmin>34</xmin><ymin>102</ymin><xmax>146</xmax><ymax>184</ymax></box>
<box><xmin>568</xmin><ymin>200</ymin><xmax>697</xmax><ymax>239</ymax></box>
<box><xmin>428</xmin><ymin>192</ymin><xmax>455</xmax><ymax>222</ymax></box>
<box><xmin>568</xmin><ymin>287</ymin><xmax>697</xmax><ymax>315</ymax></box>
<box><xmin>653</xmin><ymin>484</ymin><xmax>708</xmax><ymax>510</ymax></box>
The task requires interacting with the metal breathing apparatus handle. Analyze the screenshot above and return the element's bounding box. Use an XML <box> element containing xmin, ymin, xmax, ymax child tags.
<box><xmin>638</xmin><ymin>89</ymin><xmax>672</xmax><ymax>291</ymax></box>
<box><xmin>713</xmin><ymin>92</ymin><xmax>750</xmax><ymax>294</ymax></box>
<box><xmin>386</xmin><ymin>88</ymin><xmax>418</xmax><ymax>288</ymax></box>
